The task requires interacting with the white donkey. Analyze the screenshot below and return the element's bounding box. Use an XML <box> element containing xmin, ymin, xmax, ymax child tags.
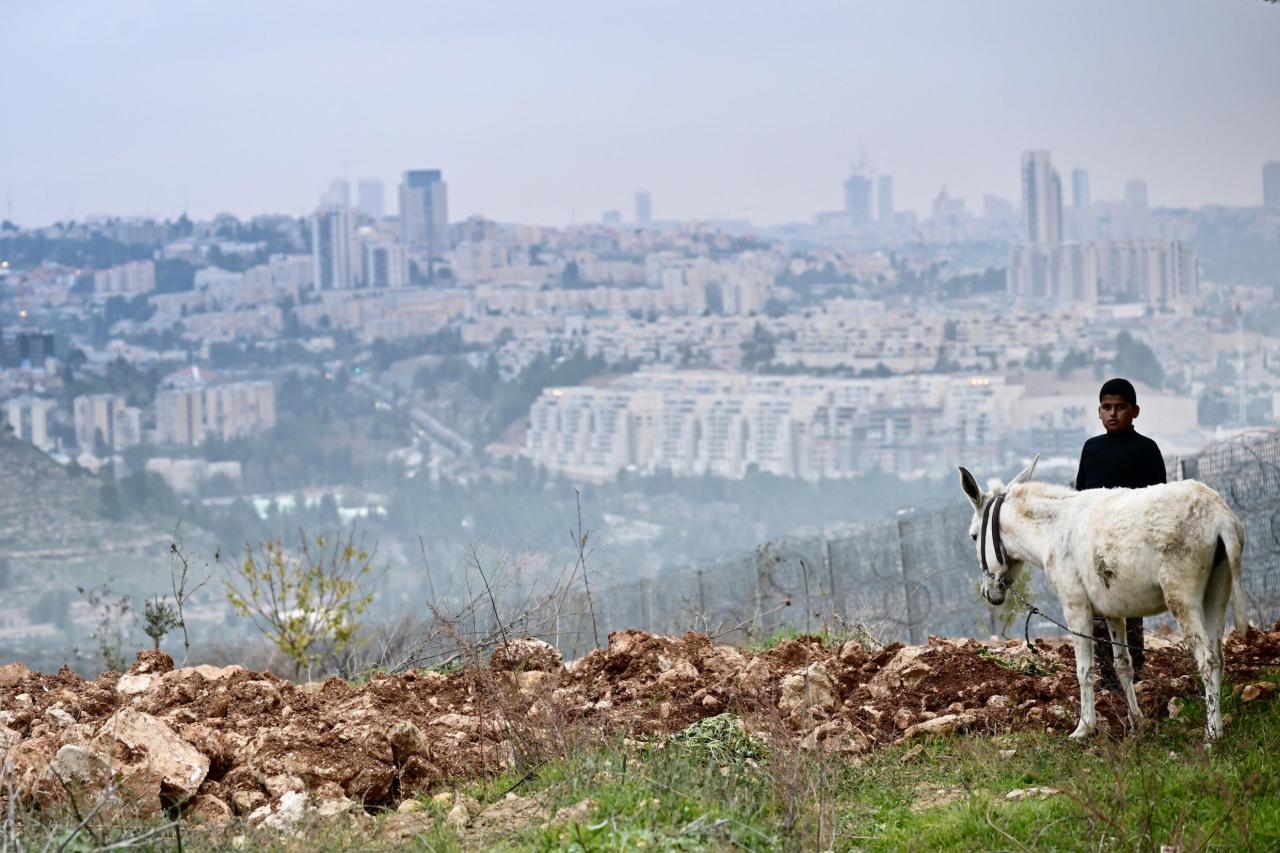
<box><xmin>958</xmin><ymin>456</ymin><xmax>1247</xmax><ymax>742</ymax></box>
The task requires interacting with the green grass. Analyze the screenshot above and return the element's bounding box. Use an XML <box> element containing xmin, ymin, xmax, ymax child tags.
<box><xmin>401</xmin><ymin>671</ymin><xmax>1280</xmax><ymax>852</ymax></box>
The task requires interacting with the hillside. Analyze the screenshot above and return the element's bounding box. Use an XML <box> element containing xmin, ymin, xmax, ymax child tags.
<box><xmin>1</xmin><ymin>627</ymin><xmax>1278</xmax><ymax>849</ymax></box>
<box><xmin>0</xmin><ymin>430</ymin><xmax>178</xmax><ymax>559</ymax></box>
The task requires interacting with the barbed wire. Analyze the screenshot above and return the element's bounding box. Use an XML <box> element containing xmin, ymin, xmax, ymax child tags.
<box><xmin>586</xmin><ymin>430</ymin><xmax>1279</xmax><ymax>646</ymax></box>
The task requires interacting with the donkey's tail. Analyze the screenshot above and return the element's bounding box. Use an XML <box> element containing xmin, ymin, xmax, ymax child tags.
<box><xmin>1218</xmin><ymin>515</ymin><xmax>1248</xmax><ymax>632</ymax></box>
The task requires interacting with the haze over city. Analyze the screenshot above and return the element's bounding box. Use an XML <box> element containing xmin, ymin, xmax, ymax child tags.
<box><xmin>3</xmin><ymin>0</ymin><xmax>1279</xmax><ymax>226</ymax></box>
<box><xmin>3</xmin><ymin>3</ymin><xmax>1280</xmax><ymax>846</ymax></box>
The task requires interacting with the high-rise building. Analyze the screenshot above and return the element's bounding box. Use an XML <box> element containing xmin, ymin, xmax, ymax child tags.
<box><xmin>311</xmin><ymin>206</ymin><xmax>359</xmax><ymax>290</ymax></box>
<box><xmin>1263</xmin><ymin>161</ymin><xmax>1280</xmax><ymax>208</ymax></box>
<box><xmin>1124</xmin><ymin>179</ymin><xmax>1148</xmax><ymax>210</ymax></box>
<box><xmin>357</xmin><ymin>179</ymin><xmax>385</xmax><ymax>219</ymax></box>
<box><xmin>1071</xmin><ymin>168</ymin><xmax>1090</xmax><ymax>210</ymax></box>
<box><xmin>634</xmin><ymin>190</ymin><xmax>653</xmax><ymax>226</ymax></box>
<box><xmin>399</xmin><ymin>170</ymin><xmax>451</xmax><ymax>257</ymax></box>
<box><xmin>877</xmin><ymin>175</ymin><xmax>895</xmax><ymax>224</ymax></box>
<box><xmin>1020</xmin><ymin>150</ymin><xmax>1063</xmax><ymax>245</ymax></box>
<box><xmin>844</xmin><ymin>172</ymin><xmax>873</xmax><ymax>226</ymax></box>
<box><xmin>323</xmin><ymin>179</ymin><xmax>351</xmax><ymax>208</ymax></box>
<box><xmin>0</xmin><ymin>328</ymin><xmax>55</xmax><ymax>369</ymax></box>
<box><xmin>1007</xmin><ymin>239</ymin><xmax>1196</xmax><ymax>307</ymax></box>
<box><xmin>362</xmin><ymin>241</ymin><xmax>408</xmax><ymax>289</ymax></box>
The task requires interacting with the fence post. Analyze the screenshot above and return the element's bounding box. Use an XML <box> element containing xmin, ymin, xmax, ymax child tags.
<box><xmin>642</xmin><ymin>578</ymin><xmax>655</xmax><ymax>632</ymax></box>
<box><xmin>825</xmin><ymin>538</ymin><xmax>838</xmax><ymax>623</ymax></box>
<box><xmin>897</xmin><ymin>515</ymin><xmax>923</xmax><ymax>644</ymax></box>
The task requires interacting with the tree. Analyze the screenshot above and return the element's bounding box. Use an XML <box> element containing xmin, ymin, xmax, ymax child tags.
<box><xmin>143</xmin><ymin>597</ymin><xmax>181</xmax><ymax>650</ymax></box>
<box><xmin>155</xmin><ymin>258</ymin><xmax>196</xmax><ymax>293</ymax></box>
<box><xmin>1113</xmin><ymin>331</ymin><xmax>1163</xmax><ymax>388</ymax></box>
<box><xmin>224</xmin><ymin>531</ymin><xmax>375</xmax><ymax>676</ymax></box>
<box><xmin>562</xmin><ymin>260</ymin><xmax>580</xmax><ymax>286</ymax></box>
<box><xmin>740</xmin><ymin>323</ymin><xmax>776</xmax><ymax>370</ymax></box>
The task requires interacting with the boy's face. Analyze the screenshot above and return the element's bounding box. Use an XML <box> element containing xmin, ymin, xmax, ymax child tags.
<box><xmin>1098</xmin><ymin>394</ymin><xmax>1139</xmax><ymax>433</ymax></box>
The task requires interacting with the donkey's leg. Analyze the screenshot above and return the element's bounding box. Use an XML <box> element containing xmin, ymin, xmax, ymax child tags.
<box><xmin>1067</xmin><ymin>605</ymin><xmax>1098</xmax><ymax>739</ymax></box>
<box><xmin>1202</xmin><ymin>554</ymin><xmax>1233</xmax><ymax>736</ymax></box>
<box><xmin>1106</xmin><ymin>616</ymin><xmax>1143</xmax><ymax>728</ymax></box>
<box><xmin>1171</xmin><ymin>597</ymin><xmax>1221</xmax><ymax>742</ymax></box>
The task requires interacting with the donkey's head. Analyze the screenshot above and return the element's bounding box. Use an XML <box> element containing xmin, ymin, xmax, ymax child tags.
<box><xmin>957</xmin><ymin>456</ymin><xmax>1038</xmax><ymax>605</ymax></box>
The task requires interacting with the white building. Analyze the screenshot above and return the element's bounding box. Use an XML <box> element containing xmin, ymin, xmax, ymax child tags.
<box><xmin>525</xmin><ymin>370</ymin><xmax>1017</xmax><ymax>481</ymax></box>
<box><xmin>93</xmin><ymin>260</ymin><xmax>156</xmax><ymax>299</ymax></box>
<box><xmin>1008</xmin><ymin>240</ymin><xmax>1197</xmax><ymax>307</ymax></box>
<box><xmin>73</xmin><ymin>394</ymin><xmax>141</xmax><ymax>453</ymax></box>
<box><xmin>312</xmin><ymin>205</ymin><xmax>360</xmax><ymax>290</ymax></box>
<box><xmin>2</xmin><ymin>396</ymin><xmax>56</xmax><ymax>451</ymax></box>
<box><xmin>1021</xmin><ymin>150</ymin><xmax>1063</xmax><ymax>246</ymax></box>
<box><xmin>155</xmin><ymin>372</ymin><xmax>275</xmax><ymax>446</ymax></box>
<box><xmin>361</xmin><ymin>240</ymin><xmax>408</xmax><ymax>289</ymax></box>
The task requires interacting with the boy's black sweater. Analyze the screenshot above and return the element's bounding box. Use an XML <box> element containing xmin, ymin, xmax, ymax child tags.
<box><xmin>1074</xmin><ymin>428</ymin><xmax>1167</xmax><ymax>491</ymax></box>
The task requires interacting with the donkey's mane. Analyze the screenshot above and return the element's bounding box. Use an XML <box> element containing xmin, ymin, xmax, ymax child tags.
<box><xmin>1010</xmin><ymin>481</ymin><xmax>1076</xmax><ymax>500</ymax></box>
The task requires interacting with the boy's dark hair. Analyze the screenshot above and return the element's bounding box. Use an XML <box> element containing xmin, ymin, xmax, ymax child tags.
<box><xmin>1099</xmin><ymin>377</ymin><xmax>1137</xmax><ymax>406</ymax></box>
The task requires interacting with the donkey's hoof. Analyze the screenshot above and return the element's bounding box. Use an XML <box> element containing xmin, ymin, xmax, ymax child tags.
<box><xmin>1068</xmin><ymin>722</ymin><xmax>1094</xmax><ymax>740</ymax></box>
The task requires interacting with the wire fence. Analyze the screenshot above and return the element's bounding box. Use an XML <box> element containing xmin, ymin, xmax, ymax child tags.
<box><xmin>570</xmin><ymin>429</ymin><xmax>1280</xmax><ymax>653</ymax></box>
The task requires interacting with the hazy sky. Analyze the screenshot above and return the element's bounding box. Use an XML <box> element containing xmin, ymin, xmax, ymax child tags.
<box><xmin>3</xmin><ymin>1</ymin><xmax>1278</xmax><ymax>228</ymax></box>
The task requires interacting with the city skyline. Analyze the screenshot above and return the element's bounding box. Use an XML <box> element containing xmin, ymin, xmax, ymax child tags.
<box><xmin>2</xmin><ymin>2</ymin><xmax>1278</xmax><ymax>228</ymax></box>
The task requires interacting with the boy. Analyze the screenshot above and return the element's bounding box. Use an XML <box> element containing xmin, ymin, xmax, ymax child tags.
<box><xmin>1074</xmin><ymin>377</ymin><xmax>1166</xmax><ymax>691</ymax></box>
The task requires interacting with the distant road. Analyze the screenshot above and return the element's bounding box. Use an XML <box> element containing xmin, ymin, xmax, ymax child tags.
<box><xmin>351</xmin><ymin>374</ymin><xmax>475</xmax><ymax>457</ymax></box>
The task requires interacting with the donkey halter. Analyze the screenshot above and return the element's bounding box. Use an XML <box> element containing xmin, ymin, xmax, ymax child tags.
<box><xmin>980</xmin><ymin>493</ymin><xmax>1011</xmax><ymax>589</ymax></box>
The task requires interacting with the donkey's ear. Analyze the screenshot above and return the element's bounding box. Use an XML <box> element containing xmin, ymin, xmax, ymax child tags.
<box><xmin>958</xmin><ymin>466</ymin><xmax>982</xmax><ymax>507</ymax></box>
<box><xmin>1010</xmin><ymin>454</ymin><xmax>1040</xmax><ymax>487</ymax></box>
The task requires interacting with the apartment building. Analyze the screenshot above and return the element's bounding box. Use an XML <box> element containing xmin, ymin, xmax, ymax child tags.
<box><xmin>155</xmin><ymin>371</ymin><xmax>275</xmax><ymax>445</ymax></box>
<box><xmin>1007</xmin><ymin>240</ymin><xmax>1198</xmax><ymax>307</ymax></box>
<box><xmin>72</xmin><ymin>394</ymin><xmax>141</xmax><ymax>453</ymax></box>
<box><xmin>93</xmin><ymin>260</ymin><xmax>156</xmax><ymax>300</ymax></box>
<box><xmin>2</xmin><ymin>396</ymin><xmax>56</xmax><ymax>451</ymax></box>
<box><xmin>525</xmin><ymin>370</ymin><xmax>1018</xmax><ymax>481</ymax></box>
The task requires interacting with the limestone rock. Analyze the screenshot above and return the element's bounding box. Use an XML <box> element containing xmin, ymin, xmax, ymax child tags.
<box><xmin>777</xmin><ymin>663</ymin><xmax>838</xmax><ymax>716</ymax></box>
<box><xmin>868</xmin><ymin>647</ymin><xmax>933</xmax><ymax>692</ymax></box>
<box><xmin>188</xmin><ymin>794</ymin><xmax>233</xmax><ymax>824</ymax></box>
<box><xmin>115</xmin><ymin>674</ymin><xmax>156</xmax><ymax>696</ymax></box>
<box><xmin>900</xmin><ymin>713</ymin><xmax>975</xmax><ymax>741</ymax></box>
<box><xmin>0</xmin><ymin>726</ymin><xmax>20</xmax><ymax>753</ymax></box>
<box><xmin>264</xmin><ymin>773</ymin><xmax>305</xmax><ymax>799</ymax></box>
<box><xmin>490</xmin><ymin>637</ymin><xmax>563</xmax><ymax>672</ymax></box>
<box><xmin>128</xmin><ymin>650</ymin><xmax>174</xmax><ymax>675</ymax></box>
<box><xmin>388</xmin><ymin>720</ymin><xmax>430</xmax><ymax>762</ymax></box>
<box><xmin>548</xmin><ymin>798</ymin><xmax>595</xmax><ymax>827</ymax></box>
<box><xmin>656</xmin><ymin>656</ymin><xmax>698</xmax><ymax>686</ymax></box>
<box><xmin>445</xmin><ymin>801</ymin><xmax>471</xmax><ymax>830</ymax></box>
<box><xmin>261</xmin><ymin>790</ymin><xmax>309</xmax><ymax>832</ymax></box>
<box><xmin>47</xmin><ymin>744</ymin><xmax>113</xmax><ymax>790</ymax></box>
<box><xmin>92</xmin><ymin>708</ymin><xmax>209</xmax><ymax>809</ymax></box>
<box><xmin>0</xmin><ymin>662</ymin><xmax>31</xmax><ymax>687</ymax></box>
<box><xmin>44</xmin><ymin>706</ymin><xmax>76</xmax><ymax>728</ymax></box>
<box><xmin>232</xmin><ymin>789</ymin><xmax>267</xmax><ymax>816</ymax></box>
<box><xmin>1006</xmin><ymin>786</ymin><xmax>1059</xmax><ymax>801</ymax></box>
<box><xmin>187</xmin><ymin>663</ymin><xmax>244</xmax><ymax>681</ymax></box>
<box><xmin>512</xmin><ymin>670</ymin><xmax>552</xmax><ymax>695</ymax></box>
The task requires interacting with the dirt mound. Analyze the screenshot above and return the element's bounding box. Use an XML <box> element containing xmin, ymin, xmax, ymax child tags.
<box><xmin>2</xmin><ymin>625</ymin><xmax>1279</xmax><ymax>824</ymax></box>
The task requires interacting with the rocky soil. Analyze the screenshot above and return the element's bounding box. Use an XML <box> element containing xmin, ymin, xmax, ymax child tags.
<box><xmin>2</xmin><ymin>626</ymin><xmax>1279</xmax><ymax>830</ymax></box>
